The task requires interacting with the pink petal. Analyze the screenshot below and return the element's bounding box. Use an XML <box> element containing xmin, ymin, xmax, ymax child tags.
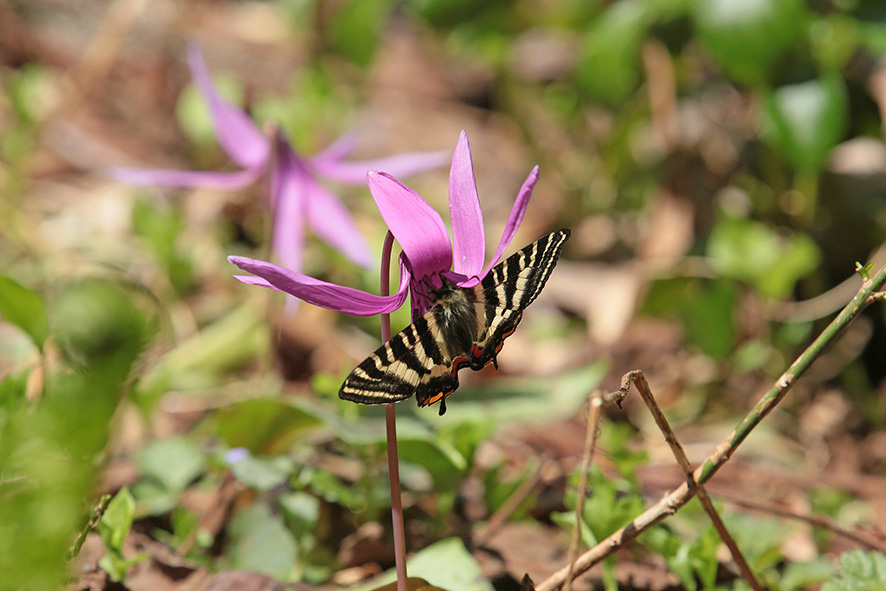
<box><xmin>187</xmin><ymin>43</ymin><xmax>270</xmax><ymax>169</ymax></box>
<box><xmin>304</xmin><ymin>180</ymin><xmax>373</xmax><ymax>269</ymax></box>
<box><xmin>228</xmin><ymin>255</ymin><xmax>410</xmax><ymax>316</ymax></box>
<box><xmin>448</xmin><ymin>130</ymin><xmax>485</xmax><ymax>277</ymax></box>
<box><xmin>366</xmin><ymin>171</ymin><xmax>452</xmax><ymax>279</ymax></box>
<box><xmin>312</xmin><ymin>150</ymin><xmax>450</xmax><ymax>185</ymax></box>
<box><xmin>313</xmin><ymin>132</ymin><xmax>358</xmax><ymax>163</ymax></box>
<box><xmin>463</xmin><ymin>165</ymin><xmax>539</xmax><ymax>287</ymax></box>
<box><xmin>110</xmin><ymin>164</ymin><xmax>263</xmax><ymax>190</ymax></box>
<box><xmin>269</xmin><ymin>146</ymin><xmax>306</xmax><ymax>274</ymax></box>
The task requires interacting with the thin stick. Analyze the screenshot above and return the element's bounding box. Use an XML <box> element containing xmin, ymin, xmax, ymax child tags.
<box><xmin>379</xmin><ymin>231</ymin><xmax>408</xmax><ymax>591</ymax></box>
<box><xmin>619</xmin><ymin>371</ymin><xmax>763</xmax><ymax>591</ymax></box>
<box><xmin>563</xmin><ymin>395</ymin><xmax>603</xmax><ymax>591</ymax></box>
<box><xmin>724</xmin><ymin>494</ymin><xmax>886</xmax><ymax>555</ymax></box>
<box><xmin>536</xmin><ymin>264</ymin><xmax>886</xmax><ymax>591</ymax></box>
<box><xmin>475</xmin><ymin>459</ymin><xmax>551</xmax><ymax>546</ymax></box>
<box><xmin>68</xmin><ymin>494</ymin><xmax>111</xmax><ymax>560</ymax></box>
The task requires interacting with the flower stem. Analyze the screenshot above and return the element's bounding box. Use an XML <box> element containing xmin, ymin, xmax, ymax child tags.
<box><xmin>380</xmin><ymin>231</ymin><xmax>408</xmax><ymax>591</ymax></box>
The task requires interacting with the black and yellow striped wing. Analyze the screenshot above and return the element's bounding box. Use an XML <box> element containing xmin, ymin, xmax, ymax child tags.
<box><xmin>339</xmin><ymin>229</ymin><xmax>570</xmax><ymax>414</ymax></box>
<box><xmin>468</xmin><ymin>228</ymin><xmax>570</xmax><ymax>372</ymax></box>
<box><xmin>338</xmin><ymin>311</ymin><xmax>460</xmax><ymax>406</ymax></box>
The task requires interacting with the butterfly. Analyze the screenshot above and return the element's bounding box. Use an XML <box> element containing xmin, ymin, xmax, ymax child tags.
<box><xmin>339</xmin><ymin>229</ymin><xmax>570</xmax><ymax>415</ymax></box>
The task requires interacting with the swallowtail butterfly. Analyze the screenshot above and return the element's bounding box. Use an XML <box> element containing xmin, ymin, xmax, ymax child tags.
<box><xmin>339</xmin><ymin>229</ymin><xmax>570</xmax><ymax>415</ymax></box>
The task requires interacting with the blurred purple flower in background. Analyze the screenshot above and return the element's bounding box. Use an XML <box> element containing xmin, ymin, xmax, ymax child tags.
<box><xmin>223</xmin><ymin>447</ymin><xmax>250</xmax><ymax>466</ymax></box>
<box><xmin>229</xmin><ymin>130</ymin><xmax>539</xmax><ymax>319</ymax></box>
<box><xmin>113</xmin><ymin>43</ymin><xmax>448</xmax><ymax>275</ymax></box>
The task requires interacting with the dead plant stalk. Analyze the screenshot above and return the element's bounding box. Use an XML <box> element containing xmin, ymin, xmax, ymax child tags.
<box><xmin>536</xmin><ymin>266</ymin><xmax>886</xmax><ymax>591</ymax></box>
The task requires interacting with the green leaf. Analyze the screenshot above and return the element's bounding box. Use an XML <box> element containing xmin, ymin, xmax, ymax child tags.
<box><xmin>131</xmin><ymin>479</ymin><xmax>178</xmax><ymax>516</ymax></box>
<box><xmin>810</xmin><ymin>15</ymin><xmax>862</xmax><ymax>72</ymax></box>
<box><xmin>296</xmin><ymin>466</ymin><xmax>363</xmax><ymax>510</ymax></box>
<box><xmin>822</xmin><ymin>550</ymin><xmax>886</xmax><ymax>591</ymax></box>
<box><xmin>136</xmin><ymin>437</ymin><xmax>206</xmax><ymax>493</ymax></box>
<box><xmin>99</xmin><ymin>487</ymin><xmax>135</xmax><ymax>553</ymax></box>
<box><xmin>762</xmin><ymin>75</ymin><xmax>849</xmax><ymax>172</ymax></box>
<box><xmin>227</xmin><ymin>504</ymin><xmax>297</xmax><ymax>581</ymax></box>
<box><xmin>278</xmin><ymin>491</ymin><xmax>319</xmax><ymax>534</ymax></box>
<box><xmin>0</xmin><ymin>296</ymin><xmax>142</xmax><ymax>591</ymax></box>
<box><xmin>600</xmin><ymin>422</ymin><xmax>650</xmax><ymax>479</ymax></box>
<box><xmin>692</xmin><ymin>0</ymin><xmax>809</xmax><ymax>86</ymax></box>
<box><xmin>576</xmin><ymin>0</ymin><xmax>651</xmax><ymax>106</ymax></box>
<box><xmin>707</xmin><ymin>215</ymin><xmax>821</xmax><ymax>299</ymax></box>
<box><xmin>131</xmin><ymin>198</ymin><xmax>194</xmax><ymax>294</ymax></box>
<box><xmin>398</xmin><ymin>436</ymin><xmax>466</xmax><ymax>490</ymax></box>
<box><xmin>329</xmin><ymin>0</ymin><xmax>392</xmax><ymax>67</ymax></box>
<box><xmin>484</xmin><ymin>461</ymin><xmax>538</xmax><ymax>520</ymax></box>
<box><xmin>51</xmin><ymin>279</ymin><xmax>152</xmax><ymax>369</ymax></box>
<box><xmin>582</xmin><ymin>476</ymin><xmax>646</xmax><ymax>542</ymax></box>
<box><xmin>779</xmin><ymin>558</ymin><xmax>834</xmax><ymax>591</ymax></box>
<box><xmin>355</xmin><ymin>538</ymin><xmax>493</xmax><ymax>591</ymax></box>
<box><xmin>97</xmin><ymin>488</ymin><xmax>149</xmax><ymax>582</ymax></box>
<box><xmin>758</xmin><ymin>232</ymin><xmax>821</xmax><ymax>298</ymax></box>
<box><xmin>680</xmin><ymin>278</ymin><xmax>738</xmax><ymax>359</ymax></box>
<box><xmin>0</xmin><ymin>370</ymin><xmax>29</xmax><ymax>427</ymax></box>
<box><xmin>551</xmin><ymin>511</ymin><xmax>597</xmax><ymax>547</ymax></box>
<box><xmin>640</xmin><ymin>276</ymin><xmax>738</xmax><ymax>358</ymax></box>
<box><xmin>146</xmin><ymin>303</ymin><xmax>268</xmax><ymax>391</ymax></box>
<box><xmin>98</xmin><ymin>552</ymin><xmax>149</xmax><ymax>583</ymax></box>
<box><xmin>721</xmin><ymin>512</ymin><xmax>789</xmax><ymax>571</ymax></box>
<box><xmin>230</xmin><ymin>455</ymin><xmax>294</xmax><ymax>491</ymax></box>
<box><xmin>209</xmin><ymin>398</ymin><xmax>324</xmax><ymax>454</ymax></box>
<box><xmin>0</xmin><ymin>274</ymin><xmax>49</xmax><ymax>350</ymax></box>
<box><xmin>408</xmin><ymin>0</ymin><xmax>510</xmax><ymax>29</ymax></box>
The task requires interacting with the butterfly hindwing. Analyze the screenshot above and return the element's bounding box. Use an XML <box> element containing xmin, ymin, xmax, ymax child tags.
<box><xmin>339</xmin><ymin>308</ymin><xmax>462</xmax><ymax>406</ymax></box>
<box><xmin>339</xmin><ymin>229</ymin><xmax>570</xmax><ymax>412</ymax></box>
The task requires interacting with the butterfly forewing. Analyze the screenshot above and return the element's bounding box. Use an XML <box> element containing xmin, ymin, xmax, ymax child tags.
<box><xmin>339</xmin><ymin>312</ymin><xmax>448</xmax><ymax>404</ymax></box>
<box><xmin>470</xmin><ymin>229</ymin><xmax>570</xmax><ymax>369</ymax></box>
<box><xmin>339</xmin><ymin>229</ymin><xmax>570</xmax><ymax>413</ymax></box>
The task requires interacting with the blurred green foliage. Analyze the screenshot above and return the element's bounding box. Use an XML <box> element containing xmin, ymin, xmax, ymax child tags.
<box><xmin>0</xmin><ymin>279</ymin><xmax>155</xmax><ymax>590</ymax></box>
<box><xmin>822</xmin><ymin>550</ymin><xmax>886</xmax><ymax>591</ymax></box>
<box><xmin>98</xmin><ymin>488</ymin><xmax>147</xmax><ymax>581</ymax></box>
<box><xmin>0</xmin><ymin>0</ymin><xmax>884</xmax><ymax>588</ymax></box>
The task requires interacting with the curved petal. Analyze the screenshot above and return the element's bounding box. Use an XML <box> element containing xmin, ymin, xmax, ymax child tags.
<box><xmin>468</xmin><ymin>165</ymin><xmax>539</xmax><ymax>286</ymax></box>
<box><xmin>304</xmin><ymin>179</ymin><xmax>373</xmax><ymax>269</ymax></box>
<box><xmin>448</xmin><ymin>130</ymin><xmax>485</xmax><ymax>277</ymax></box>
<box><xmin>311</xmin><ymin>150</ymin><xmax>450</xmax><ymax>185</ymax></box>
<box><xmin>187</xmin><ymin>43</ymin><xmax>270</xmax><ymax>169</ymax></box>
<box><xmin>109</xmin><ymin>163</ymin><xmax>263</xmax><ymax>189</ymax></box>
<box><xmin>366</xmin><ymin>171</ymin><xmax>452</xmax><ymax>279</ymax></box>
<box><xmin>229</xmin><ymin>255</ymin><xmax>410</xmax><ymax>316</ymax></box>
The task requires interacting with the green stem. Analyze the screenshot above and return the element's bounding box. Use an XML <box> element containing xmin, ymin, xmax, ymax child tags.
<box><xmin>696</xmin><ymin>265</ymin><xmax>885</xmax><ymax>485</ymax></box>
<box><xmin>537</xmin><ymin>265</ymin><xmax>886</xmax><ymax>591</ymax></box>
<box><xmin>379</xmin><ymin>231</ymin><xmax>408</xmax><ymax>591</ymax></box>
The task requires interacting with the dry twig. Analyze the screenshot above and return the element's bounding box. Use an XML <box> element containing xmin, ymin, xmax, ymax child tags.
<box><xmin>617</xmin><ymin>370</ymin><xmax>763</xmax><ymax>591</ymax></box>
<box><xmin>562</xmin><ymin>394</ymin><xmax>603</xmax><ymax>591</ymax></box>
<box><xmin>536</xmin><ymin>265</ymin><xmax>886</xmax><ymax>591</ymax></box>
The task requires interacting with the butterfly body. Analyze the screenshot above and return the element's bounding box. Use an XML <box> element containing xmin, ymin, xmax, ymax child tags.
<box><xmin>340</xmin><ymin>229</ymin><xmax>570</xmax><ymax>414</ymax></box>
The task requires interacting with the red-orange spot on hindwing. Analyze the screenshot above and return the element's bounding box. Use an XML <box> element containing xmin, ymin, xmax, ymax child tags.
<box><xmin>451</xmin><ymin>357</ymin><xmax>469</xmax><ymax>376</ymax></box>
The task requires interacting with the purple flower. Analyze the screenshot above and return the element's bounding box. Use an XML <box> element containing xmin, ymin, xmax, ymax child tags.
<box><xmin>228</xmin><ymin>130</ymin><xmax>539</xmax><ymax>319</ymax></box>
<box><xmin>112</xmin><ymin>43</ymin><xmax>448</xmax><ymax>274</ymax></box>
<box><xmin>223</xmin><ymin>447</ymin><xmax>250</xmax><ymax>465</ymax></box>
